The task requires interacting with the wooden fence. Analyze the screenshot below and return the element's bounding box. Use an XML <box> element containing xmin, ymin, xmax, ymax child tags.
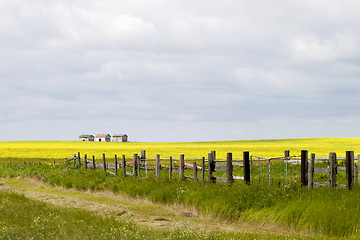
<box><xmin>64</xmin><ymin>150</ymin><xmax>360</xmax><ymax>189</ymax></box>
<box><xmin>65</xmin><ymin>151</ymin><xmax>250</xmax><ymax>186</ymax></box>
<box><xmin>306</xmin><ymin>151</ymin><xmax>356</xmax><ymax>190</ymax></box>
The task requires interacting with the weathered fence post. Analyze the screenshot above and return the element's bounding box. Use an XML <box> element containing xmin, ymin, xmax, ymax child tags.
<box><xmin>208</xmin><ymin>152</ymin><xmax>215</xmax><ymax>183</ymax></box>
<box><xmin>137</xmin><ymin>155</ymin><xmax>141</xmax><ymax>177</ymax></box>
<box><xmin>301</xmin><ymin>150</ymin><xmax>308</xmax><ymax>187</ymax></box>
<box><xmin>145</xmin><ymin>160</ymin><xmax>148</xmax><ymax>178</ymax></box>
<box><xmin>169</xmin><ymin>156</ymin><xmax>172</xmax><ymax>179</ymax></box>
<box><xmin>193</xmin><ymin>162</ymin><xmax>197</xmax><ymax>181</ymax></box>
<box><xmin>84</xmin><ymin>154</ymin><xmax>88</xmax><ymax>170</ymax></box>
<box><xmin>284</xmin><ymin>150</ymin><xmax>290</xmax><ymax>184</ymax></box>
<box><xmin>122</xmin><ymin>155</ymin><xmax>126</xmax><ymax>176</ymax></box>
<box><xmin>329</xmin><ymin>152</ymin><xmax>337</xmax><ymax>188</ymax></box>
<box><xmin>346</xmin><ymin>151</ymin><xmax>354</xmax><ymax>190</ymax></box>
<box><xmin>92</xmin><ymin>156</ymin><xmax>96</xmax><ymax>169</ymax></box>
<box><xmin>308</xmin><ymin>153</ymin><xmax>315</xmax><ymax>189</ymax></box>
<box><xmin>140</xmin><ymin>150</ymin><xmax>146</xmax><ymax>164</ymax></box>
<box><xmin>133</xmin><ymin>154</ymin><xmax>138</xmax><ymax>177</ymax></box>
<box><xmin>114</xmin><ymin>155</ymin><xmax>118</xmax><ymax>176</ymax></box>
<box><xmin>78</xmin><ymin>152</ymin><xmax>81</xmax><ymax>168</ymax></box>
<box><xmin>243</xmin><ymin>151</ymin><xmax>250</xmax><ymax>184</ymax></box>
<box><xmin>156</xmin><ymin>154</ymin><xmax>161</xmax><ymax>178</ymax></box>
<box><xmin>267</xmin><ymin>158</ymin><xmax>271</xmax><ymax>185</ymax></box>
<box><xmin>358</xmin><ymin>154</ymin><xmax>360</xmax><ymax>184</ymax></box>
<box><xmin>103</xmin><ymin>153</ymin><xmax>106</xmax><ymax>172</ymax></box>
<box><xmin>202</xmin><ymin>157</ymin><xmax>205</xmax><ymax>181</ymax></box>
<box><xmin>226</xmin><ymin>152</ymin><xmax>233</xmax><ymax>186</ymax></box>
<box><xmin>353</xmin><ymin>153</ymin><xmax>356</xmax><ymax>182</ymax></box>
<box><xmin>211</xmin><ymin>151</ymin><xmax>216</xmax><ymax>161</ymax></box>
<box><xmin>180</xmin><ymin>154</ymin><xmax>185</xmax><ymax>180</ymax></box>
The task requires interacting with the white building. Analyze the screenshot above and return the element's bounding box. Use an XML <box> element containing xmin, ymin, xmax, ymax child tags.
<box><xmin>79</xmin><ymin>134</ymin><xmax>95</xmax><ymax>141</ymax></box>
<box><xmin>112</xmin><ymin>134</ymin><xmax>128</xmax><ymax>142</ymax></box>
<box><xmin>96</xmin><ymin>134</ymin><xmax>111</xmax><ymax>142</ymax></box>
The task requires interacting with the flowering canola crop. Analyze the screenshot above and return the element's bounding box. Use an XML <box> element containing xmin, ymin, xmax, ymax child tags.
<box><xmin>0</xmin><ymin>138</ymin><xmax>360</xmax><ymax>163</ymax></box>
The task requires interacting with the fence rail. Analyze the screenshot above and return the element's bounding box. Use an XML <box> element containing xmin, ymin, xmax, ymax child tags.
<box><xmin>63</xmin><ymin>149</ymin><xmax>360</xmax><ymax>189</ymax></box>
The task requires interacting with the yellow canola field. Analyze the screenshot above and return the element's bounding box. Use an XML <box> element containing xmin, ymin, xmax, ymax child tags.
<box><xmin>1</xmin><ymin>138</ymin><xmax>360</xmax><ymax>162</ymax></box>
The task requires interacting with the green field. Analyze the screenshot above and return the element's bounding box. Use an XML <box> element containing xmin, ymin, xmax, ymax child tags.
<box><xmin>1</xmin><ymin>138</ymin><xmax>360</xmax><ymax>239</ymax></box>
<box><xmin>1</xmin><ymin>138</ymin><xmax>360</xmax><ymax>162</ymax></box>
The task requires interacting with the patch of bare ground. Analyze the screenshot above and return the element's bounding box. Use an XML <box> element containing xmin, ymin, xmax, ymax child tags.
<box><xmin>1</xmin><ymin>177</ymin><xmax>312</xmax><ymax>237</ymax></box>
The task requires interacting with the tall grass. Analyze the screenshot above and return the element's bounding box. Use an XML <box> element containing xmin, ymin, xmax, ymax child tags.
<box><xmin>0</xmin><ymin>162</ymin><xmax>359</xmax><ymax>238</ymax></box>
<box><xmin>2</xmin><ymin>189</ymin><xmax>299</xmax><ymax>240</ymax></box>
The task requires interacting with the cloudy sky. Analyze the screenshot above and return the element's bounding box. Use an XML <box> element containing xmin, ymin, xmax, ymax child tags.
<box><xmin>1</xmin><ymin>0</ymin><xmax>360</xmax><ymax>142</ymax></box>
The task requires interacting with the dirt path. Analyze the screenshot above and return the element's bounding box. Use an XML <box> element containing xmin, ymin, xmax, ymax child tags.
<box><xmin>0</xmin><ymin>177</ymin><xmax>306</xmax><ymax>237</ymax></box>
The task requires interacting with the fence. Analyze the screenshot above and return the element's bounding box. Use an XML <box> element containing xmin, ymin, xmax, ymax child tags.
<box><xmin>65</xmin><ymin>151</ymin><xmax>250</xmax><ymax>186</ymax></box>
<box><xmin>306</xmin><ymin>151</ymin><xmax>356</xmax><ymax>190</ymax></box>
<box><xmin>64</xmin><ymin>150</ymin><xmax>360</xmax><ymax>189</ymax></box>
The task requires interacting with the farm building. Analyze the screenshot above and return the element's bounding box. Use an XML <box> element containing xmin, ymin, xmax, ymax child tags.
<box><xmin>112</xmin><ymin>134</ymin><xmax>128</xmax><ymax>142</ymax></box>
<box><xmin>96</xmin><ymin>134</ymin><xmax>111</xmax><ymax>142</ymax></box>
<box><xmin>79</xmin><ymin>134</ymin><xmax>95</xmax><ymax>141</ymax></box>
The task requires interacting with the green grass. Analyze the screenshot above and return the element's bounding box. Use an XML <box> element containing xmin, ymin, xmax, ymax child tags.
<box><xmin>0</xmin><ymin>188</ymin><xmax>316</xmax><ymax>240</ymax></box>
<box><xmin>0</xmin><ymin>163</ymin><xmax>359</xmax><ymax>238</ymax></box>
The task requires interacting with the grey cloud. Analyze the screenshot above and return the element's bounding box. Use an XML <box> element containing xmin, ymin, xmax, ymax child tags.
<box><xmin>1</xmin><ymin>0</ymin><xmax>360</xmax><ymax>141</ymax></box>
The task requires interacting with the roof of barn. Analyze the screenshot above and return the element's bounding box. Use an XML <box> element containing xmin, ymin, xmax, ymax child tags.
<box><xmin>79</xmin><ymin>134</ymin><xmax>94</xmax><ymax>138</ymax></box>
<box><xmin>96</xmin><ymin>134</ymin><xmax>111</xmax><ymax>138</ymax></box>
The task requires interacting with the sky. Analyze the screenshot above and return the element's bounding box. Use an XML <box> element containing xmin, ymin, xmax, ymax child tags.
<box><xmin>1</xmin><ymin>0</ymin><xmax>360</xmax><ymax>142</ymax></box>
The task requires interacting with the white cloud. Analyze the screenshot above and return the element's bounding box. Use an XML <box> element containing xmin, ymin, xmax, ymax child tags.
<box><xmin>290</xmin><ymin>34</ymin><xmax>360</xmax><ymax>62</ymax></box>
<box><xmin>1</xmin><ymin>0</ymin><xmax>360</xmax><ymax>141</ymax></box>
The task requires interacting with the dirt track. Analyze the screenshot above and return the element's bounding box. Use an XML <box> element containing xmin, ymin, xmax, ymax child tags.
<box><xmin>0</xmin><ymin>177</ymin><xmax>306</xmax><ymax>237</ymax></box>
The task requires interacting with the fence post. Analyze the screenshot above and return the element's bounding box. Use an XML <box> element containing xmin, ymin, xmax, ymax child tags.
<box><xmin>137</xmin><ymin>155</ymin><xmax>141</xmax><ymax>177</ymax></box>
<box><xmin>140</xmin><ymin>150</ymin><xmax>146</xmax><ymax>165</ymax></box>
<box><xmin>156</xmin><ymin>154</ymin><xmax>161</xmax><ymax>178</ymax></box>
<box><xmin>141</xmin><ymin>150</ymin><xmax>146</xmax><ymax>159</ymax></box>
<box><xmin>145</xmin><ymin>160</ymin><xmax>148</xmax><ymax>178</ymax></box>
<box><xmin>308</xmin><ymin>153</ymin><xmax>315</xmax><ymax>189</ymax></box>
<box><xmin>92</xmin><ymin>156</ymin><xmax>96</xmax><ymax>169</ymax></box>
<box><xmin>133</xmin><ymin>154</ymin><xmax>138</xmax><ymax>177</ymax></box>
<box><xmin>329</xmin><ymin>152</ymin><xmax>337</xmax><ymax>188</ymax></box>
<box><xmin>226</xmin><ymin>152</ymin><xmax>233</xmax><ymax>186</ymax></box>
<box><xmin>243</xmin><ymin>151</ymin><xmax>250</xmax><ymax>185</ymax></box>
<box><xmin>358</xmin><ymin>154</ymin><xmax>360</xmax><ymax>184</ymax></box>
<box><xmin>103</xmin><ymin>153</ymin><xmax>106</xmax><ymax>172</ymax></box>
<box><xmin>122</xmin><ymin>155</ymin><xmax>126</xmax><ymax>176</ymax></box>
<box><xmin>193</xmin><ymin>162</ymin><xmax>197</xmax><ymax>181</ymax></box>
<box><xmin>346</xmin><ymin>151</ymin><xmax>354</xmax><ymax>190</ymax></box>
<box><xmin>284</xmin><ymin>150</ymin><xmax>290</xmax><ymax>184</ymax></box>
<box><xmin>78</xmin><ymin>152</ymin><xmax>81</xmax><ymax>168</ymax></box>
<box><xmin>208</xmin><ymin>152</ymin><xmax>215</xmax><ymax>183</ymax></box>
<box><xmin>301</xmin><ymin>150</ymin><xmax>308</xmax><ymax>187</ymax></box>
<box><xmin>84</xmin><ymin>154</ymin><xmax>88</xmax><ymax>170</ymax></box>
<box><xmin>267</xmin><ymin>158</ymin><xmax>271</xmax><ymax>185</ymax></box>
<box><xmin>211</xmin><ymin>151</ymin><xmax>216</xmax><ymax>161</ymax></box>
<box><xmin>180</xmin><ymin>154</ymin><xmax>185</xmax><ymax>180</ymax></box>
<box><xmin>202</xmin><ymin>157</ymin><xmax>205</xmax><ymax>181</ymax></box>
<box><xmin>114</xmin><ymin>155</ymin><xmax>118</xmax><ymax>176</ymax></box>
<box><xmin>169</xmin><ymin>157</ymin><xmax>172</xmax><ymax>179</ymax></box>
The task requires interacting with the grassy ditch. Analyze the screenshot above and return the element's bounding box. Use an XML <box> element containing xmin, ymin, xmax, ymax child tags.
<box><xmin>0</xmin><ymin>163</ymin><xmax>359</xmax><ymax>238</ymax></box>
<box><xmin>2</xmin><ymin>188</ymin><xmax>298</xmax><ymax>240</ymax></box>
